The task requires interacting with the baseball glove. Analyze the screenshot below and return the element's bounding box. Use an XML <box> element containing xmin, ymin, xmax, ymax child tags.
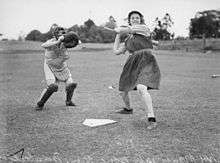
<box><xmin>62</xmin><ymin>32</ymin><xmax>79</xmax><ymax>48</ymax></box>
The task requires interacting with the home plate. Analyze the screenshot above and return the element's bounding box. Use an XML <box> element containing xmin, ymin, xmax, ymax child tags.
<box><xmin>83</xmin><ymin>119</ymin><xmax>117</xmax><ymax>127</ymax></box>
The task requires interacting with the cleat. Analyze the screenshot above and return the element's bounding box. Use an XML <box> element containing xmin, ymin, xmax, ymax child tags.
<box><xmin>116</xmin><ymin>108</ymin><xmax>133</xmax><ymax>114</ymax></box>
<box><xmin>36</xmin><ymin>84</ymin><xmax>58</xmax><ymax>111</ymax></box>
<box><xmin>66</xmin><ymin>101</ymin><xmax>76</xmax><ymax>106</ymax></box>
<box><xmin>35</xmin><ymin>103</ymin><xmax>44</xmax><ymax>111</ymax></box>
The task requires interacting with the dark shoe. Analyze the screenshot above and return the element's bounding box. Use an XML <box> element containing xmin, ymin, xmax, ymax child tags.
<box><xmin>37</xmin><ymin>84</ymin><xmax>58</xmax><ymax>110</ymax></box>
<box><xmin>116</xmin><ymin>108</ymin><xmax>133</xmax><ymax>114</ymax></box>
<box><xmin>66</xmin><ymin>101</ymin><xmax>76</xmax><ymax>106</ymax></box>
<box><xmin>35</xmin><ymin>102</ymin><xmax>44</xmax><ymax>111</ymax></box>
<box><xmin>147</xmin><ymin>117</ymin><xmax>157</xmax><ymax>130</ymax></box>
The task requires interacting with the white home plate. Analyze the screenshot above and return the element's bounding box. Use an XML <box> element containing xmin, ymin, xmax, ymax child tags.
<box><xmin>83</xmin><ymin>119</ymin><xmax>117</xmax><ymax>127</ymax></box>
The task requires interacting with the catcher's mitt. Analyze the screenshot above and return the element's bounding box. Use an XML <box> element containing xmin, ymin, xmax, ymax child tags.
<box><xmin>62</xmin><ymin>32</ymin><xmax>79</xmax><ymax>48</ymax></box>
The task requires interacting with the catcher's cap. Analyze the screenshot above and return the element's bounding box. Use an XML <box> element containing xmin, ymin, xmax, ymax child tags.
<box><xmin>52</xmin><ymin>26</ymin><xmax>65</xmax><ymax>37</ymax></box>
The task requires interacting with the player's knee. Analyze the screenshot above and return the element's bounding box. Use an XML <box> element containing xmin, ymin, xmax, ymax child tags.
<box><xmin>48</xmin><ymin>83</ymin><xmax>58</xmax><ymax>92</ymax></box>
<box><xmin>136</xmin><ymin>84</ymin><xmax>148</xmax><ymax>96</ymax></box>
<box><xmin>119</xmin><ymin>91</ymin><xmax>124</xmax><ymax>97</ymax></box>
<box><xmin>66</xmin><ymin>83</ymin><xmax>77</xmax><ymax>92</ymax></box>
<box><xmin>66</xmin><ymin>77</ymin><xmax>73</xmax><ymax>85</ymax></box>
<box><xmin>119</xmin><ymin>91</ymin><xmax>128</xmax><ymax>97</ymax></box>
<box><xmin>46</xmin><ymin>79</ymin><xmax>56</xmax><ymax>86</ymax></box>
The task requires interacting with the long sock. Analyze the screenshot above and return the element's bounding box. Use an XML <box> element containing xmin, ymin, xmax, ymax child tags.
<box><xmin>37</xmin><ymin>88</ymin><xmax>47</xmax><ymax>103</ymax></box>
<box><xmin>37</xmin><ymin>84</ymin><xmax>58</xmax><ymax>106</ymax></box>
<box><xmin>137</xmin><ymin>84</ymin><xmax>155</xmax><ymax>118</ymax></box>
<box><xmin>66</xmin><ymin>83</ymin><xmax>77</xmax><ymax>102</ymax></box>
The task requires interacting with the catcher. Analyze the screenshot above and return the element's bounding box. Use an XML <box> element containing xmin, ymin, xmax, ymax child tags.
<box><xmin>36</xmin><ymin>26</ymin><xmax>79</xmax><ymax>111</ymax></box>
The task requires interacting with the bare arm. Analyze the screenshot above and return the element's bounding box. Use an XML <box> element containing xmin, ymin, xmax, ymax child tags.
<box><xmin>41</xmin><ymin>39</ymin><xmax>60</xmax><ymax>48</ymax></box>
<box><xmin>41</xmin><ymin>36</ymin><xmax>64</xmax><ymax>48</ymax></box>
<box><xmin>115</xmin><ymin>26</ymin><xmax>131</xmax><ymax>34</ymax></box>
<box><xmin>113</xmin><ymin>34</ymin><xmax>126</xmax><ymax>55</ymax></box>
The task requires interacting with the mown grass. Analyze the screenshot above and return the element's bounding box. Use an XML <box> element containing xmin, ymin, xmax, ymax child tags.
<box><xmin>0</xmin><ymin>41</ymin><xmax>219</xmax><ymax>162</ymax></box>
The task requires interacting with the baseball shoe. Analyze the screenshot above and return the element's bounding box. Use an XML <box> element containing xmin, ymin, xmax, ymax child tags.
<box><xmin>66</xmin><ymin>101</ymin><xmax>76</xmax><ymax>106</ymax></box>
<box><xmin>35</xmin><ymin>102</ymin><xmax>44</xmax><ymax>111</ymax></box>
<box><xmin>116</xmin><ymin>108</ymin><xmax>133</xmax><ymax>114</ymax></box>
<box><xmin>147</xmin><ymin>117</ymin><xmax>157</xmax><ymax>130</ymax></box>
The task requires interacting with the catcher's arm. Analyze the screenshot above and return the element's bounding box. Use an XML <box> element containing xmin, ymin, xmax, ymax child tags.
<box><xmin>41</xmin><ymin>36</ymin><xmax>64</xmax><ymax>48</ymax></box>
<box><xmin>113</xmin><ymin>34</ymin><xmax>126</xmax><ymax>55</ymax></box>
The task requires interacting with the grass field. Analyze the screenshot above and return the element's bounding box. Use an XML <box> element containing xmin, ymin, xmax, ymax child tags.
<box><xmin>0</xmin><ymin>41</ymin><xmax>220</xmax><ymax>162</ymax></box>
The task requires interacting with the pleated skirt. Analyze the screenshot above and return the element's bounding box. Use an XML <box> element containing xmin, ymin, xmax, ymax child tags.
<box><xmin>119</xmin><ymin>49</ymin><xmax>161</xmax><ymax>91</ymax></box>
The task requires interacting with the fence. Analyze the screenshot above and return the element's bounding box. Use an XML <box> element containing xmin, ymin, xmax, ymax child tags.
<box><xmin>158</xmin><ymin>38</ymin><xmax>220</xmax><ymax>51</ymax></box>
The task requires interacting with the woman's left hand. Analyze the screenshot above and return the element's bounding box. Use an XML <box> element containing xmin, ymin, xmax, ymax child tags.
<box><xmin>152</xmin><ymin>40</ymin><xmax>159</xmax><ymax>46</ymax></box>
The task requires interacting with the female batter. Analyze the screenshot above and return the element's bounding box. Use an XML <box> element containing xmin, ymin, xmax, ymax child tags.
<box><xmin>113</xmin><ymin>11</ymin><xmax>161</xmax><ymax>129</ymax></box>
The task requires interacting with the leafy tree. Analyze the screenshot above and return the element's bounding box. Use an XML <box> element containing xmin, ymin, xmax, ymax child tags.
<box><xmin>26</xmin><ymin>18</ymin><xmax>116</xmax><ymax>43</ymax></box>
<box><xmin>41</xmin><ymin>31</ymin><xmax>53</xmax><ymax>42</ymax></box>
<box><xmin>99</xmin><ymin>27</ymin><xmax>116</xmax><ymax>43</ymax></box>
<box><xmin>25</xmin><ymin>30</ymin><xmax>42</xmax><ymax>41</ymax></box>
<box><xmin>25</xmin><ymin>29</ymin><xmax>53</xmax><ymax>42</ymax></box>
<box><xmin>152</xmin><ymin>13</ymin><xmax>174</xmax><ymax>40</ymax></box>
<box><xmin>68</xmin><ymin>24</ymin><xmax>79</xmax><ymax>33</ymax></box>
<box><xmin>84</xmin><ymin>19</ymin><xmax>95</xmax><ymax>30</ymax></box>
<box><xmin>189</xmin><ymin>10</ymin><xmax>220</xmax><ymax>38</ymax></box>
<box><xmin>105</xmin><ymin>16</ymin><xmax>117</xmax><ymax>29</ymax></box>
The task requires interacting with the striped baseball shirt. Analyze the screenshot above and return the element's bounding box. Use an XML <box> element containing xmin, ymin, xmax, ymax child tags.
<box><xmin>42</xmin><ymin>38</ymin><xmax>71</xmax><ymax>81</ymax></box>
<box><xmin>131</xmin><ymin>24</ymin><xmax>151</xmax><ymax>38</ymax></box>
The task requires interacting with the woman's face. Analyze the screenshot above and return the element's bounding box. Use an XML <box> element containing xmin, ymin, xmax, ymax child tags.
<box><xmin>130</xmin><ymin>13</ymin><xmax>141</xmax><ymax>25</ymax></box>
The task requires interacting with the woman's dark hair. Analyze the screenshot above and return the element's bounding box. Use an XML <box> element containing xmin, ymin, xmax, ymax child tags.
<box><xmin>128</xmin><ymin>10</ymin><xmax>145</xmax><ymax>25</ymax></box>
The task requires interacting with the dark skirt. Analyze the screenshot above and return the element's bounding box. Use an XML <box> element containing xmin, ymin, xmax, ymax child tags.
<box><xmin>119</xmin><ymin>49</ymin><xmax>161</xmax><ymax>92</ymax></box>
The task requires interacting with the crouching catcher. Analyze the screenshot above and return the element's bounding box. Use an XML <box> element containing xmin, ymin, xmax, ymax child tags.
<box><xmin>36</xmin><ymin>26</ymin><xmax>79</xmax><ymax>110</ymax></box>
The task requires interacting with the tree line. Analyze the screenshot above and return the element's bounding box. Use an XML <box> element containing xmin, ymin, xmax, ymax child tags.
<box><xmin>189</xmin><ymin>10</ymin><xmax>220</xmax><ymax>38</ymax></box>
<box><xmin>25</xmin><ymin>19</ymin><xmax>117</xmax><ymax>43</ymax></box>
<box><xmin>25</xmin><ymin>9</ymin><xmax>220</xmax><ymax>43</ymax></box>
<box><xmin>25</xmin><ymin>13</ymin><xmax>174</xmax><ymax>43</ymax></box>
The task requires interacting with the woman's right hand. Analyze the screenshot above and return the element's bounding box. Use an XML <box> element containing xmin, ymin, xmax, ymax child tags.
<box><xmin>114</xmin><ymin>27</ymin><xmax>122</xmax><ymax>34</ymax></box>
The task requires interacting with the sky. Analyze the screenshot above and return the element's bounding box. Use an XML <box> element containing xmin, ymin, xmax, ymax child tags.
<box><xmin>0</xmin><ymin>0</ymin><xmax>219</xmax><ymax>39</ymax></box>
